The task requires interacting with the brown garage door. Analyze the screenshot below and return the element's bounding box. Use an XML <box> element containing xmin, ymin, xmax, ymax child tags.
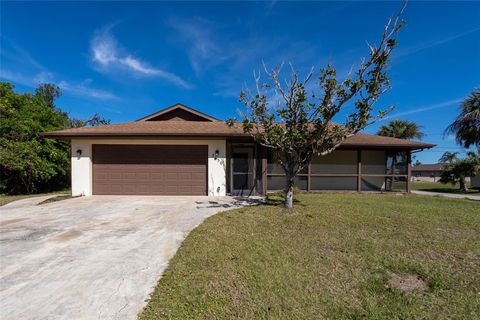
<box><xmin>92</xmin><ymin>145</ymin><xmax>207</xmax><ymax>195</ymax></box>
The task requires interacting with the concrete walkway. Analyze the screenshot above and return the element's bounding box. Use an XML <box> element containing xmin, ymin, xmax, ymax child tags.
<box><xmin>412</xmin><ymin>190</ymin><xmax>480</xmax><ymax>201</ymax></box>
<box><xmin>0</xmin><ymin>195</ymin><xmax>257</xmax><ymax>320</ymax></box>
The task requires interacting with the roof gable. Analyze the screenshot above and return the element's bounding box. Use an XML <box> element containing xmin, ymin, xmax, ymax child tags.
<box><xmin>137</xmin><ymin>103</ymin><xmax>219</xmax><ymax>122</ymax></box>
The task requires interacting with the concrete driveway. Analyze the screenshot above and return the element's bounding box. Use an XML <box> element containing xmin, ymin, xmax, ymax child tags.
<box><xmin>0</xmin><ymin>195</ymin><xmax>251</xmax><ymax>320</ymax></box>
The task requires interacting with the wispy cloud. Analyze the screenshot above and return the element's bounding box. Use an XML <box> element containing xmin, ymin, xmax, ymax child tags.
<box><xmin>90</xmin><ymin>26</ymin><xmax>192</xmax><ymax>89</ymax></box>
<box><xmin>58</xmin><ymin>79</ymin><xmax>118</xmax><ymax>100</ymax></box>
<box><xmin>0</xmin><ymin>69</ymin><xmax>117</xmax><ymax>101</ymax></box>
<box><xmin>382</xmin><ymin>98</ymin><xmax>462</xmax><ymax>120</ymax></box>
<box><xmin>1</xmin><ymin>36</ymin><xmax>47</xmax><ymax>71</ymax></box>
<box><xmin>1</xmin><ymin>39</ymin><xmax>118</xmax><ymax>101</ymax></box>
<box><xmin>166</xmin><ymin>16</ymin><xmax>320</xmax><ymax>99</ymax></box>
<box><xmin>395</xmin><ymin>26</ymin><xmax>480</xmax><ymax>58</ymax></box>
<box><xmin>166</xmin><ymin>17</ymin><xmax>227</xmax><ymax>76</ymax></box>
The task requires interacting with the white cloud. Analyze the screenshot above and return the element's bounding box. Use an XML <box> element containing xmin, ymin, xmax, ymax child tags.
<box><xmin>33</xmin><ymin>71</ymin><xmax>55</xmax><ymax>83</ymax></box>
<box><xmin>58</xmin><ymin>80</ymin><xmax>118</xmax><ymax>100</ymax></box>
<box><xmin>0</xmin><ymin>69</ymin><xmax>117</xmax><ymax>101</ymax></box>
<box><xmin>395</xmin><ymin>27</ymin><xmax>480</xmax><ymax>58</ymax></box>
<box><xmin>0</xmin><ymin>70</ymin><xmax>32</xmax><ymax>86</ymax></box>
<box><xmin>166</xmin><ymin>16</ymin><xmax>321</xmax><ymax>100</ymax></box>
<box><xmin>166</xmin><ymin>17</ymin><xmax>227</xmax><ymax>76</ymax></box>
<box><xmin>0</xmin><ymin>39</ymin><xmax>117</xmax><ymax>101</ymax></box>
<box><xmin>382</xmin><ymin>98</ymin><xmax>463</xmax><ymax>120</ymax></box>
<box><xmin>1</xmin><ymin>36</ymin><xmax>47</xmax><ymax>72</ymax></box>
<box><xmin>90</xmin><ymin>26</ymin><xmax>192</xmax><ymax>89</ymax></box>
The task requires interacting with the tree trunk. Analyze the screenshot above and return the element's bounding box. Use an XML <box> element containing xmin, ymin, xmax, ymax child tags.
<box><xmin>459</xmin><ymin>177</ymin><xmax>468</xmax><ymax>192</ymax></box>
<box><xmin>284</xmin><ymin>172</ymin><xmax>294</xmax><ymax>208</ymax></box>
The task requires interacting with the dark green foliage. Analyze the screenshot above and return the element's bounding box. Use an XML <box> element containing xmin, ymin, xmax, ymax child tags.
<box><xmin>0</xmin><ymin>82</ymin><xmax>70</xmax><ymax>194</ymax></box>
<box><xmin>35</xmin><ymin>83</ymin><xmax>62</xmax><ymax>109</ymax></box>
<box><xmin>445</xmin><ymin>89</ymin><xmax>480</xmax><ymax>149</ymax></box>
<box><xmin>0</xmin><ymin>82</ymin><xmax>109</xmax><ymax>194</ymax></box>
<box><xmin>378</xmin><ymin>119</ymin><xmax>424</xmax><ymax>140</ymax></box>
<box><xmin>439</xmin><ymin>151</ymin><xmax>480</xmax><ymax>192</ymax></box>
<box><xmin>438</xmin><ymin>151</ymin><xmax>459</xmax><ymax>164</ymax></box>
<box><xmin>69</xmin><ymin>113</ymin><xmax>110</xmax><ymax>128</ymax></box>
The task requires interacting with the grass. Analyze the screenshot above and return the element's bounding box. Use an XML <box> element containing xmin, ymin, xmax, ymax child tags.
<box><xmin>412</xmin><ymin>181</ymin><xmax>480</xmax><ymax>195</ymax></box>
<box><xmin>140</xmin><ymin>193</ymin><xmax>480</xmax><ymax>320</ymax></box>
<box><xmin>0</xmin><ymin>190</ymin><xmax>69</xmax><ymax>206</ymax></box>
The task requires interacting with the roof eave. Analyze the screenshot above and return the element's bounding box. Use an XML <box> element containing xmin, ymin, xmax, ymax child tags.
<box><xmin>40</xmin><ymin>132</ymin><xmax>437</xmax><ymax>150</ymax></box>
<box><xmin>40</xmin><ymin>132</ymin><xmax>248</xmax><ymax>139</ymax></box>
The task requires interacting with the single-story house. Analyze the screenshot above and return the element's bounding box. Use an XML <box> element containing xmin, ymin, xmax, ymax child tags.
<box><xmin>42</xmin><ymin>103</ymin><xmax>434</xmax><ymax>197</ymax></box>
<box><xmin>411</xmin><ymin>163</ymin><xmax>446</xmax><ymax>182</ymax></box>
<box><xmin>472</xmin><ymin>175</ymin><xmax>480</xmax><ymax>188</ymax></box>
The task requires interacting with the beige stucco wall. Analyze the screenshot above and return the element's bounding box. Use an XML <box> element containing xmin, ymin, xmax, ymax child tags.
<box><xmin>71</xmin><ymin>139</ymin><xmax>227</xmax><ymax>197</ymax></box>
<box><xmin>71</xmin><ymin>141</ymin><xmax>93</xmax><ymax>196</ymax></box>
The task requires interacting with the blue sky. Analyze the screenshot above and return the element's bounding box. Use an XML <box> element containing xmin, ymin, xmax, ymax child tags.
<box><xmin>1</xmin><ymin>1</ymin><xmax>479</xmax><ymax>163</ymax></box>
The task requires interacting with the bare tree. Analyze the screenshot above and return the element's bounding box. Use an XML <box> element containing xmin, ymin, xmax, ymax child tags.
<box><xmin>229</xmin><ymin>5</ymin><xmax>406</xmax><ymax>208</ymax></box>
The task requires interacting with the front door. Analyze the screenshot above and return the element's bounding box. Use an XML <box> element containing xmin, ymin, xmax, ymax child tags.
<box><xmin>231</xmin><ymin>146</ymin><xmax>255</xmax><ymax>196</ymax></box>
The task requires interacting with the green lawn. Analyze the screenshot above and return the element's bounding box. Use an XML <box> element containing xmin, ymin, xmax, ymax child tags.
<box><xmin>412</xmin><ymin>181</ymin><xmax>480</xmax><ymax>195</ymax></box>
<box><xmin>140</xmin><ymin>194</ymin><xmax>480</xmax><ymax>320</ymax></box>
<box><xmin>0</xmin><ymin>190</ymin><xmax>69</xmax><ymax>206</ymax></box>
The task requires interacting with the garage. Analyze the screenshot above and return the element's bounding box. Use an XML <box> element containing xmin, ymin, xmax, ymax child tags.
<box><xmin>92</xmin><ymin>144</ymin><xmax>208</xmax><ymax>195</ymax></box>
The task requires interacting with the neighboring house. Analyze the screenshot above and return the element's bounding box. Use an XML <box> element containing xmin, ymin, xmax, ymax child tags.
<box><xmin>472</xmin><ymin>175</ymin><xmax>480</xmax><ymax>188</ymax></box>
<box><xmin>411</xmin><ymin>163</ymin><xmax>445</xmax><ymax>182</ymax></box>
<box><xmin>42</xmin><ymin>103</ymin><xmax>434</xmax><ymax>197</ymax></box>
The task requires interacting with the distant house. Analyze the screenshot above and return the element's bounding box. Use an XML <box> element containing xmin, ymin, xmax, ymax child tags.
<box><xmin>472</xmin><ymin>175</ymin><xmax>480</xmax><ymax>188</ymax></box>
<box><xmin>411</xmin><ymin>163</ymin><xmax>445</xmax><ymax>182</ymax></box>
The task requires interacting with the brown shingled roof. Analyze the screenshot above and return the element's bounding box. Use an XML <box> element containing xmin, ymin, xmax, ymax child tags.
<box><xmin>42</xmin><ymin>120</ymin><xmax>434</xmax><ymax>150</ymax></box>
<box><xmin>342</xmin><ymin>133</ymin><xmax>434</xmax><ymax>149</ymax></box>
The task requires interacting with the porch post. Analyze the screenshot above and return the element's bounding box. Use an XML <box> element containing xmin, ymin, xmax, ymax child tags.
<box><xmin>261</xmin><ymin>147</ymin><xmax>267</xmax><ymax>196</ymax></box>
<box><xmin>307</xmin><ymin>162</ymin><xmax>311</xmax><ymax>192</ymax></box>
<box><xmin>390</xmin><ymin>151</ymin><xmax>396</xmax><ymax>190</ymax></box>
<box><xmin>407</xmin><ymin>150</ymin><xmax>412</xmax><ymax>193</ymax></box>
<box><xmin>357</xmin><ymin>150</ymin><xmax>362</xmax><ymax>192</ymax></box>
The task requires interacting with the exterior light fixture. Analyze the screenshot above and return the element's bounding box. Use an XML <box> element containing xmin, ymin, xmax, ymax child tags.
<box><xmin>214</xmin><ymin>150</ymin><xmax>219</xmax><ymax>160</ymax></box>
<box><xmin>76</xmin><ymin>149</ymin><xmax>82</xmax><ymax>157</ymax></box>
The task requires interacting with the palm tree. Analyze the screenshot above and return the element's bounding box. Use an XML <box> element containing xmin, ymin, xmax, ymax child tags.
<box><xmin>439</xmin><ymin>151</ymin><xmax>480</xmax><ymax>192</ymax></box>
<box><xmin>378</xmin><ymin>120</ymin><xmax>425</xmax><ymax>140</ymax></box>
<box><xmin>378</xmin><ymin>120</ymin><xmax>424</xmax><ymax>189</ymax></box>
<box><xmin>439</xmin><ymin>151</ymin><xmax>459</xmax><ymax>164</ymax></box>
<box><xmin>445</xmin><ymin>89</ymin><xmax>480</xmax><ymax>149</ymax></box>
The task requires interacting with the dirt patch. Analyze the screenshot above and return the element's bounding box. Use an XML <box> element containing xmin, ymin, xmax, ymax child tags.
<box><xmin>38</xmin><ymin>194</ymin><xmax>74</xmax><ymax>205</ymax></box>
<box><xmin>54</xmin><ymin>230</ymin><xmax>82</xmax><ymax>242</ymax></box>
<box><xmin>389</xmin><ymin>273</ymin><xmax>428</xmax><ymax>293</ymax></box>
<box><xmin>0</xmin><ymin>218</ymin><xmax>28</xmax><ymax>226</ymax></box>
<box><xmin>118</xmin><ymin>217</ymin><xmax>133</xmax><ymax>224</ymax></box>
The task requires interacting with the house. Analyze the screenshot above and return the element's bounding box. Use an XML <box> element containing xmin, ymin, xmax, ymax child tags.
<box><xmin>411</xmin><ymin>163</ymin><xmax>446</xmax><ymax>182</ymax></box>
<box><xmin>42</xmin><ymin>103</ymin><xmax>435</xmax><ymax>197</ymax></box>
<box><xmin>471</xmin><ymin>175</ymin><xmax>480</xmax><ymax>188</ymax></box>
